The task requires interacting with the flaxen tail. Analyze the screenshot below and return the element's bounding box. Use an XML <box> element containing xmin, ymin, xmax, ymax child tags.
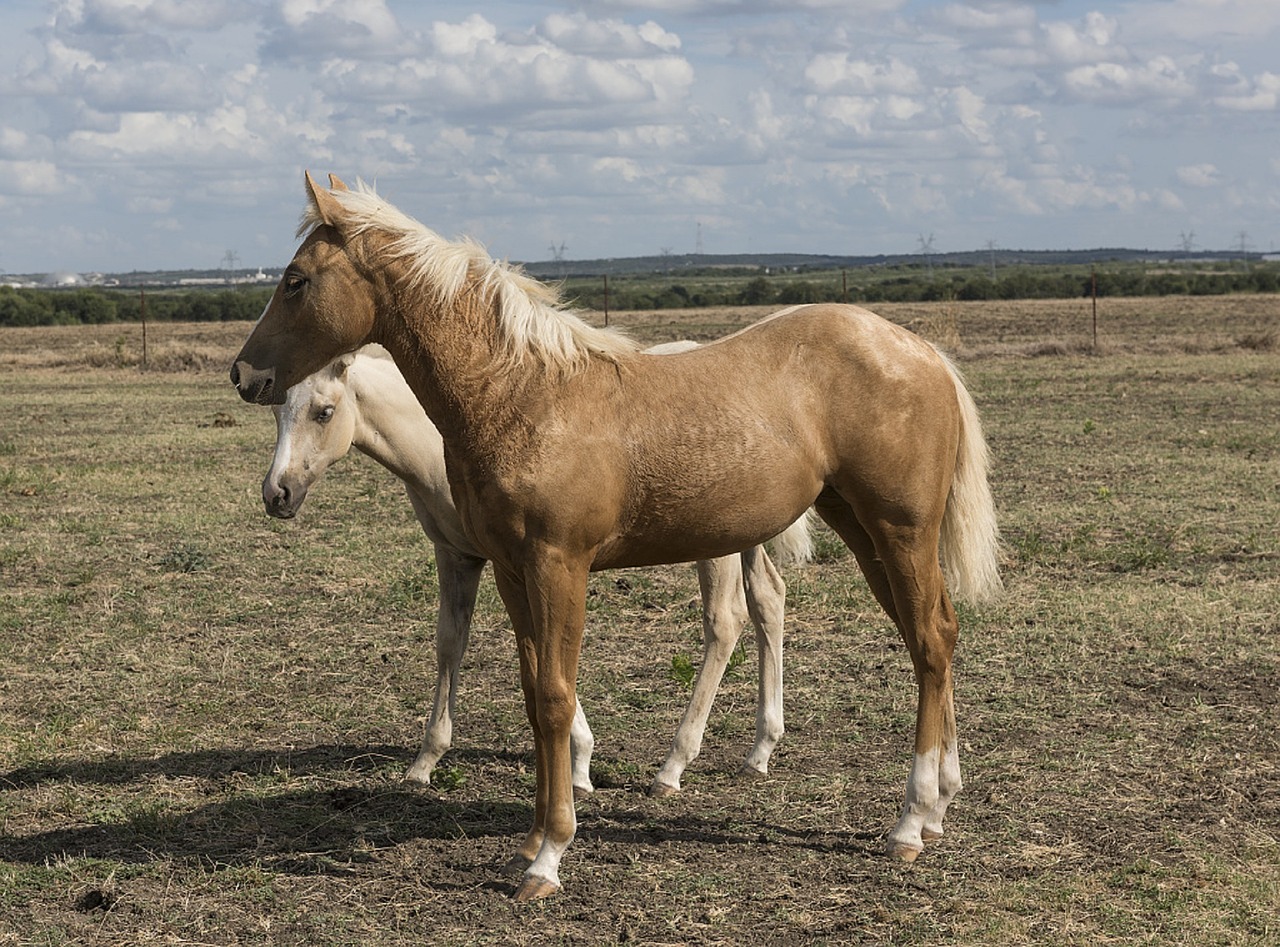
<box><xmin>766</xmin><ymin>509</ymin><xmax>814</xmax><ymax>567</ymax></box>
<box><xmin>935</xmin><ymin>350</ymin><xmax>1003</xmax><ymax>606</ymax></box>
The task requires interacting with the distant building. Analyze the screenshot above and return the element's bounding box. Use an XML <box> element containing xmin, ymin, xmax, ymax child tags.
<box><xmin>44</xmin><ymin>272</ymin><xmax>87</xmax><ymax>287</ymax></box>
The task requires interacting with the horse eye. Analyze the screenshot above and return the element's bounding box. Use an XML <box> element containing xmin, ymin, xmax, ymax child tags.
<box><xmin>284</xmin><ymin>274</ymin><xmax>308</xmax><ymax>297</ymax></box>
<box><xmin>316</xmin><ymin>406</ymin><xmax>334</xmax><ymax>423</ymax></box>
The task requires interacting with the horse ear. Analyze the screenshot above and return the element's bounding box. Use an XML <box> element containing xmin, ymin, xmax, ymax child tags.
<box><xmin>305</xmin><ymin>170</ymin><xmax>344</xmax><ymax>227</ymax></box>
<box><xmin>333</xmin><ymin>351</ymin><xmax>357</xmax><ymax>379</ymax></box>
<box><xmin>328</xmin><ymin>174</ymin><xmax>350</xmax><ymax>192</ymax></box>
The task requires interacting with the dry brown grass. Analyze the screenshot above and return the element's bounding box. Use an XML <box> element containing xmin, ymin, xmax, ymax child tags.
<box><xmin>2</xmin><ymin>295</ymin><xmax>1278</xmax><ymax>945</ymax></box>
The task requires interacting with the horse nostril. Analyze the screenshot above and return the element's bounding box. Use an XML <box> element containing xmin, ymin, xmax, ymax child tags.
<box><xmin>229</xmin><ymin>363</ymin><xmax>241</xmax><ymax>387</ymax></box>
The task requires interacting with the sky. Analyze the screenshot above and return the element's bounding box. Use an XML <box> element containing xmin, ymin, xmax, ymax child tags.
<box><xmin>1</xmin><ymin>0</ymin><xmax>1278</xmax><ymax>275</ymax></box>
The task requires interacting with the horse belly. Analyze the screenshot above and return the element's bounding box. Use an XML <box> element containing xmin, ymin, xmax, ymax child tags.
<box><xmin>590</xmin><ymin>455</ymin><xmax>820</xmax><ymax>571</ymax></box>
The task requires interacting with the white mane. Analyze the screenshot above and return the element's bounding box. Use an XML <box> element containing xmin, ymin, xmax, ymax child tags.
<box><xmin>300</xmin><ymin>180</ymin><xmax>638</xmax><ymax>374</ymax></box>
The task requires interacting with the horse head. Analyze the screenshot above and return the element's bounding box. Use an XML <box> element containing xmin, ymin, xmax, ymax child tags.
<box><xmin>261</xmin><ymin>352</ymin><xmax>360</xmax><ymax>518</ymax></box>
<box><xmin>230</xmin><ymin>172</ymin><xmax>377</xmax><ymax>405</ymax></box>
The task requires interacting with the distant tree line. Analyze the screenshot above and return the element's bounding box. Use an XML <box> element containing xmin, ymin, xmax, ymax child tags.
<box><xmin>0</xmin><ymin>287</ymin><xmax>274</xmax><ymax>327</ymax></box>
<box><xmin>568</xmin><ymin>264</ymin><xmax>1280</xmax><ymax>311</ymax></box>
<box><xmin>2</xmin><ymin>263</ymin><xmax>1279</xmax><ymax>326</ymax></box>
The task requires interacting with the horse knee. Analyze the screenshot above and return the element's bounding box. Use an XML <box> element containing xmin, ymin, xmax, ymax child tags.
<box><xmin>535</xmin><ymin>685</ymin><xmax>578</xmax><ymax>734</ymax></box>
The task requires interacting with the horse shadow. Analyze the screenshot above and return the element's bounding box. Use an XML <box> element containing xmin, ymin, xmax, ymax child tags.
<box><xmin>0</xmin><ymin>744</ymin><xmax>532</xmax><ymax>877</ymax></box>
<box><xmin>1</xmin><ymin>744</ymin><xmax>887</xmax><ymax>877</ymax></box>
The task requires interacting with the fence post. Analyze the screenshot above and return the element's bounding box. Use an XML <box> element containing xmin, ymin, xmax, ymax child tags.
<box><xmin>603</xmin><ymin>274</ymin><xmax>610</xmax><ymax>327</ymax></box>
<box><xmin>1091</xmin><ymin>268</ymin><xmax>1098</xmax><ymax>350</ymax></box>
<box><xmin>141</xmin><ymin>289</ymin><xmax>148</xmax><ymax>370</ymax></box>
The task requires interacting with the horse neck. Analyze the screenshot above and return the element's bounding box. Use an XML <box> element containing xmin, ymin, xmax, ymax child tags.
<box><xmin>367</xmin><ymin>269</ymin><xmax>535</xmax><ymax>462</ymax></box>
<box><xmin>346</xmin><ymin>355</ymin><xmax>448</xmax><ymax>490</ymax></box>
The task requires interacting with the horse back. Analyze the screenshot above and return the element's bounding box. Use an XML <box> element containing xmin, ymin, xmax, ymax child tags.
<box><xmin>546</xmin><ymin>304</ymin><xmax>962</xmax><ymax>569</ymax></box>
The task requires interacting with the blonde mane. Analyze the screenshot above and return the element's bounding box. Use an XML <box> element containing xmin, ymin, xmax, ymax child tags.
<box><xmin>300</xmin><ymin>180</ymin><xmax>637</xmax><ymax>374</ymax></box>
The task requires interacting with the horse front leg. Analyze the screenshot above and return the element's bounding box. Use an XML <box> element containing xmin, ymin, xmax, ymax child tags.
<box><xmin>494</xmin><ymin>554</ymin><xmax>590</xmax><ymax>900</ymax></box>
<box><xmin>491</xmin><ymin>565</ymin><xmax>548</xmax><ymax>878</ymax></box>
<box><xmin>406</xmin><ymin>544</ymin><xmax>486</xmax><ymax>785</ymax></box>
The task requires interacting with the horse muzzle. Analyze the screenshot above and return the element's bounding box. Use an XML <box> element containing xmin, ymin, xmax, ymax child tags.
<box><xmin>262</xmin><ymin>476</ymin><xmax>306</xmax><ymax>519</ymax></box>
<box><xmin>230</xmin><ymin>361</ymin><xmax>280</xmax><ymax>405</ymax></box>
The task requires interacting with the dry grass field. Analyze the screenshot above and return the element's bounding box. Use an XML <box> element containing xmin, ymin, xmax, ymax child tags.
<box><xmin>1</xmin><ymin>296</ymin><xmax>1278</xmax><ymax>945</ymax></box>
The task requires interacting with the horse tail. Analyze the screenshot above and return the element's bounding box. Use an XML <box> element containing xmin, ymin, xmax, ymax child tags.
<box><xmin>935</xmin><ymin>350</ymin><xmax>1003</xmax><ymax>606</ymax></box>
<box><xmin>767</xmin><ymin>509</ymin><xmax>814</xmax><ymax>567</ymax></box>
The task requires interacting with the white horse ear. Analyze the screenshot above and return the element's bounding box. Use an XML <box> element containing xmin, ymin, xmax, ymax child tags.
<box><xmin>328</xmin><ymin>174</ymin><xmax>350</xmax><ymax>192</ymax></box>
<box><xmin>333</xmin><ymin>352</ymin><xmax>357</xmax><ymax>379</ymax></box>
<box><xmin>305</xmin><ymin>170</ymin><xmax>343</xmax><ymax>227</ymax></box>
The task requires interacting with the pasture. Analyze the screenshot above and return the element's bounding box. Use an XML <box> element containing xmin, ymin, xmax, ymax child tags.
<box><xmin>1</xmin><ymin>296</ymin><xmax>1277</xmax><ymax>944</ymax></box>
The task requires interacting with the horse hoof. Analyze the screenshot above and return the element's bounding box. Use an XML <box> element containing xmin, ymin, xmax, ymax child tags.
<box><xmin>514</xmin><ymin>874</ymin><xmax>560</xmax><ymax>901</ymax></box>
<box><xmin>573</xmin><ymin>785</ymin><xmax>594</xmax><ymax>801</ymax></box>
<box><xmin>921</xmin><ymin>828</ymin><xmax>944</xmax><ymax>842</ymax></box>
<box><xmin>738</xmin><ymin>764</ymin><xmax>767</xmax><ymax>780</ymax></box>
<box><xmin>403</xmin><ymin>768</ymin><xmax>431</xmax><ymax>786</ymax></box>
<box><xmin>502</xmin><ymin>854</ymin><xmax>533</xmax><ymax>878</ymax></box>
<box><xmin>647</xmin><ymin>780</ymin><xmax>680</xmax><ymax>798</ymax></box>
<box><xmin>886</xmin><ymin>841</ymin><xmax>923</xmax><ymax>863</ymax></box>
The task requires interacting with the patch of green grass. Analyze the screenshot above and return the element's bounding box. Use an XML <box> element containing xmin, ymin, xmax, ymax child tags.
<box><xmin>157</xmin><ymin>541</ymin><xmax>211</xmax><ymax>573</ymax></box>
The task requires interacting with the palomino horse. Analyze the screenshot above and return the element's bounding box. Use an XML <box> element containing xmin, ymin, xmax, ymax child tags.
<box><xmin>263</xmin><ymin>343</ymin><xmax>812</xmax><ymax>796</ymax></box>
<box><xmin>231</xmin><ymin>173</ymin><xmax>1002</xmax><ymax>900</ymax></box>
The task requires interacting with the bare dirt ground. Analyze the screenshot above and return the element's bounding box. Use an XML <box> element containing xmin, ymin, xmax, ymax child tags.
<box><xmin>1</xmin><ymin>296</ymin><xmax>1277</xmax><ymax>944</ymax></box>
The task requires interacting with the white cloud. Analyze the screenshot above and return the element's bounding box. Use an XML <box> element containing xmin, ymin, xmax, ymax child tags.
<box><xmin>1213</xmin><ymin>70</ymin><xmax>1280</xmax><ymax>111</ymax></box>
<box><xmin>318</xmin><ymin>13</ymin><xmax>694</xmax><ymax>124</ymax></box>
<box><xmin>1177</xmin><ymin>164</ymin><xmax>1220</xmax><ymax>188</ymax></box>
<box><xmin>1041</xmin><ymin>12</ymin><xmax>1121</xmax><ymax>65</ymax></box>
<box><xmin>935</xmin><ymin>1</ymin><xmax>1037</xmax><ymax>36</ymax></box>
<box><xmin>429</xmin><ymin>13</ymin><xmax>495</xmax><ymax>58</ymax></box>
<box><xmin>540</xmin><ymin>12</ymin><xmax>681</xmax><ymax>55</ymax></box>
<box><xmin>804</xmin><ymin>53</ymin><xmax>922</xmax><ymax>96</ymax></box>
<box><xmin>1123</xmin><ymin>0</ymin><xmax>1280</xmax><ymax>43</ymax></box>
<box><xmin>52</xmin><ymin>0</ymin><xmax>248</xmax><ymax>34</ymax></box>
<box><xmin>0</xmin><ymin>159</ymin><xmax>65</xmax><ymax>195</ymax></box>
<box><xmin>127</xmin><ymin>194</ymin><xmax>173</xmax><ymax>214</ymax></box>
<box><xmin>0</xmin><ymin>0</ymin><xmax>1278</xmax><ymax>271</ymax></box>
<box><xmin>581</xmin><ymin>1</ymin><xmax>905</xmax><ymax>12</ymax></box>
<box><xmin>1060</xmin><ymin>57</ymin><xmax>1195</xmax><ymax>106</ymax></box>
<box><xmin>262</xmin><ymin>0</ymin><xmax>413</xmax><ymax>61</ymax></box>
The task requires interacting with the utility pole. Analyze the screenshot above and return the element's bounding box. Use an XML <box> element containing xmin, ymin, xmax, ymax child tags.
<box><xmin>917</xmin><ymin>233</ymin><xmax>935</xmax><ymax>278</ymax></box>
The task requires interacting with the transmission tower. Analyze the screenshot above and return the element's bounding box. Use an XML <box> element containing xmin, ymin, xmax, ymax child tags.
<box><xmin>917</xmin><ymin>233</ymin><xmax>935</xmax><ymax>277</ymax></box>
<box><xmin>1178</xmin><ymin>231</ymin><xmax>1196</xmax><ymax>254</ymax></box>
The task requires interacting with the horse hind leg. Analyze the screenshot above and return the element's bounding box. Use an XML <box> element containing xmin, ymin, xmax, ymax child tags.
<box><xmin>650</xmin><ymin>553</ymin><xmax>748</xmax><ymax>796</ymax></box>
<box><xmin>813</xmin><ymin>490</ymin><xmax>961</xmax><ymax>861</ymax></box>
<box><xmin>739</xmin><ymin>544</ymin><xmax>786</xmax><ymax>778</ymax></box>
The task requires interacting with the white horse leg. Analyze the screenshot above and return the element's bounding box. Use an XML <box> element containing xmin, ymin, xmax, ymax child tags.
<box><xmin>649</xmin><ymin>555</ymin><xmax>748</xmax><ymax>797</ymax></box>
<box><xmin>405</xmin><ymin>544</ymin><xmax>485</xmax><ymax>784</ymax></box>
<box><xmin>923</xmin><ymin>689</ymin><xmax>961</xmax><ymax>840</ymax></box>
<box><xmin>570</xmin><ymin>697</ymin><xmax>595</xmax><ymax>798</ymax></box>
<box><xmin>739</xmin><ymin>545</ymin><xmax>786</xmax><ymax>777</ymax></box>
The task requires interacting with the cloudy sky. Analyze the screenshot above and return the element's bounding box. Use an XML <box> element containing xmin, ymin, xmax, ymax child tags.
<box><xmin>1</xmin><ymin>0</ymin><xmax>1277</xmax><ymax>275</ymax></box>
